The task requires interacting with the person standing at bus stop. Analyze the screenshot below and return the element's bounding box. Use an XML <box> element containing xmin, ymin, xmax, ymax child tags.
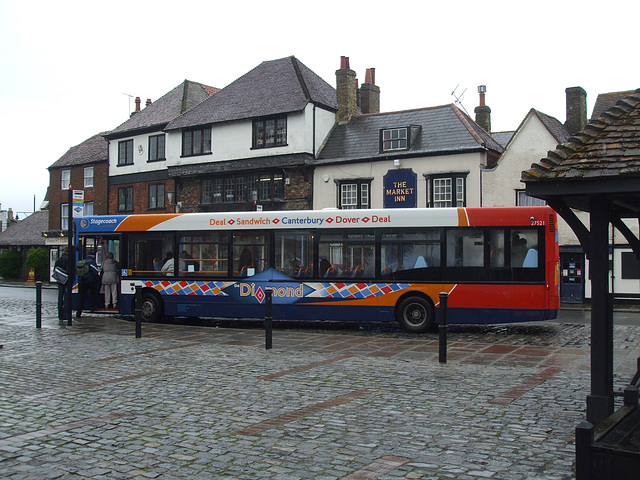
<box><xmin>54</xmin><ymin>248</ymin><xmax>69</xmax><ymax>320</ymax></box>
<box><xmin>101</xmin><ymin>252</ymin><xmax>119</xmax><ymax>309</ymax></box>
<box><xmin>76</xmin><ymin>254</ymin><xmax>100</xmax><ymax>318</ymax></box>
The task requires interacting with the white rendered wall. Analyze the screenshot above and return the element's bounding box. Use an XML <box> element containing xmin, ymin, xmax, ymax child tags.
<box><xmin>483</xmin><ymin>114</ymin><xmax>557</xmax><ymax>208</ymax></box>
<box><xmin>313</xmin><ymin>151</ymin><xmax>485</xmax><ymax>210</ymax></box>
<box><xmin>108</xmin><ymin>131</ymin><xmax>169</xmax><ymax>177</ymax></box>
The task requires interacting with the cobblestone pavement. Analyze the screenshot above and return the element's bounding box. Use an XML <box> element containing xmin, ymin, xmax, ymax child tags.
<box><xmin>1</xmin><ymin>291</ymin><xmax>639</xmax><ymax>479</ymax></box>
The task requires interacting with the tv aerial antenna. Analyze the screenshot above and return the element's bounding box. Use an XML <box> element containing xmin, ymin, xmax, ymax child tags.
<box><xmin>451</xmin><ymin>85</ymin><xmax>470</xmax><ymax>115</ymax></box>
<box><xmin>122</xmin><ymin>92</ymin><xmax>135</xmax><ymax>115</ymax></box>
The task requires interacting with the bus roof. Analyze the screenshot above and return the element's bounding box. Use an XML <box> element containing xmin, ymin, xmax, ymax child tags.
<box><xmin>76</xmin><ymin>207</ymin><xmax>554</xmax><ymax>234</ymax></box>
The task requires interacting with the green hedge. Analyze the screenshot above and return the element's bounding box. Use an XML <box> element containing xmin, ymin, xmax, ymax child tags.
<box><xmin>0</xmin><ymin>250</ymin><xmax>22</xmax><ymax>279</ymax></box>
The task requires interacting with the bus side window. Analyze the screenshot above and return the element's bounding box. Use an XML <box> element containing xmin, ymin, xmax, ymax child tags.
<box><xmin>446</xmin><ymin>230</ymin><xmax>484</xmax><ymax>267</ymax></box>
<box><xmin>233</xmin><ymin>233</ymin><xmax>269</xmax><ymax>277</ymax></box>
<box><xmin>489</xmin><ymin>229</ymin><xmax>505</xmax><ymax>268</ymax></box>
<box><xmin>274</xmin><ymin>231</ymin><xmax>314</xmax><ymax>277</ymax></box>
<box><xmin>511</xmin><ymin>230</ymin><xmax>539</xmax><ymax>268</ymax></box>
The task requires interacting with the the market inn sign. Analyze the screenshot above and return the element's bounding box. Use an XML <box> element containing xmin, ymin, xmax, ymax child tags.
<box><xmin>383</xmin><ymin>168</ymin><xmax>417</xmax><ymax>208</ymax></box>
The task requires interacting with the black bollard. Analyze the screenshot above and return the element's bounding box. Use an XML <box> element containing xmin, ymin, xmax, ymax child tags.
<box><xmin>134</xmin><ymin>286</ymin><xmax>142</xmax><ymax>338</ymax></box>
<box><xmin>439</xmin><ymin>292</ymin><xmax>448</xmax><ymax>364</ymax></box>
<box><xmin>35</xmin><ymin>281</ymin><xmax>42</xmax><ymax>329</ymax></box>
<box><xmin>265</xmin><ymin>288</ymin><xmax>273</xmax><ymax>350</ymax></box>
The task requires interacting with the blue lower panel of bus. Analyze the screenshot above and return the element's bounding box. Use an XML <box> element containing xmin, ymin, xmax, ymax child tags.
<box><xmin>123</xmin><ymin>270</ymin><xmax>556</xmax><ymax>325</ymax></box>
<box><xmin>123</xmin><ymin>292</ymin><xmax>555</xmax><ymax>325</ymax></box>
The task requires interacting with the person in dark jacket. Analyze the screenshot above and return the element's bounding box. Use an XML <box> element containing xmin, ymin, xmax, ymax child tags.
<box><xmin>54</xmin><ymin>248</ymin><xmax>69</xmax><ymax>320</ymax></box>
<box><xmin>76</xmin><ymin>255</ymin><xmax>100</xmax><ymax>318</ymax></box>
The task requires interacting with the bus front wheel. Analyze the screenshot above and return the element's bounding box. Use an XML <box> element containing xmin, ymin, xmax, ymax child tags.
<box><xmin>139</xmin><ymin>293</ymin><xmax>163</xmax><ymax>323</ymax></box>
<box><xmin>396</xmin><ymin>296</ymin><xmax>434</xmax><ymax>333</ymax></box>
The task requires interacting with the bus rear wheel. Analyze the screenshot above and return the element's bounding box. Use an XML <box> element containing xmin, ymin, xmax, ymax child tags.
<box><xmin>139</xmin><ymin>293</ymin><xmax>163</xmax><ymax>323</ymax></box>
<box><xmin>396</xmin><ymin>296</ymin><xmax>434</xmax><ymax>333</ymax></box>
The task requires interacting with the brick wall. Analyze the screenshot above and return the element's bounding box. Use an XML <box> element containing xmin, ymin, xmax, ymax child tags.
<box><xmin>47</xmin><ymin>161</ymin><xmax>109</xmax><ymax>230</ymax></box>
<box><xmin>179</xmin><ymin>168</ymin><xmax>313</xmax><ymax>213</ymax></box>
<box><xmin>108</xmin><ymin>179</ymin><xmax>176</xmax><ymax>214</ymax></box>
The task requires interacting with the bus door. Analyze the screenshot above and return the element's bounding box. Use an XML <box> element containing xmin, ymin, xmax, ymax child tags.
<box><xmin>77</xmin><ymin>234</ymin><xmax>122</xmax><ymax>309</ymax></box>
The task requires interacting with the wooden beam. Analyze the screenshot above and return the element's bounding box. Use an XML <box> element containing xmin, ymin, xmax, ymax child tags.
<box><xmin>547</xmin><ymin>198</ymin><xmax>591</xmax><ymax>255</ymax></box>
<box><xmin>611</xmin><ymin>216</ymin><xmax>640</xmax><ymax>257</ymax></box>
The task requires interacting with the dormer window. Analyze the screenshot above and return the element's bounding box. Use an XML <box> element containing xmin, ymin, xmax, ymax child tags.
<box><xmin>381</xmin><ymin>127</ymin><xmax>409</xmax><ymax>152</ymax></box>
<box><xmin>253</xmin><ymin>115</ymin><xmax>287</xmax><ymax>148</ymax></box>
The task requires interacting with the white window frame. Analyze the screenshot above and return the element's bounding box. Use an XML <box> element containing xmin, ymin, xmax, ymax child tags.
<box><xmin>381</xmin><ymin>127</ymin><xmax>409</xmax><ymax>152</ymax></box>
<box><xmin>84</xmin><ymin>166</ymin><xmax>94</xmax><ymax>188</ymax></box>
<box><xmin>426</xmin><ymin>172</ymin><xmax>467</xmax><ymax>208</ymax></box>
<box><xmin>61</xmin><ymin>203</ymin><xmax>69</xmax><ymax>230</ymax></box>
<box><xmin>61</xmin><ymin>169</ymin><xmax>71</xmax><ymax>190</ymax></box>
<box><xmin>338</xmin><ymin>180</ymin><xmax>371</xmax><ymax>209</ymax></box>
<box><xmin>516</xmin><ymin>190</ymin><xmax>546</xmax><ymax>206</ymax></box>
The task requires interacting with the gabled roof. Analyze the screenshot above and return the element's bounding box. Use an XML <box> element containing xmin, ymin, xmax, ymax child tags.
<box><xmin>166</xmin><ymin>56</ymin><xmax>338</xmax><ymax>131</ymax></box>
<box><xmin>316</xmin><ymin>104</ymin><xmax>503</xmax><ymax>164</ymax></box>
<box><xmin>497</xmin><ymin>109</ymin><xmax>569</xmax><ymax>154</ymax></box>
<box><xmin>0</xmin><ymin>210</ymin><xmax>48</xmax><ymax>246</ymax></box>
<box><xmin>523</xmin><ymin>89</ymin><xmax>640</xmax><ymax>183</ymax></box>
<box><xmin>523</xmin><ymin>88</ymin><xmax>640</xmax><ymax>214</ymax></box>
<box><xmin>534</xmin><ymin>110</ymin><xmax>570</xmax><ymax>144</ymax></box>
<box><xmin>48</xmin><ymin>132</ymin><xmax>109</xmax><ymax>169</ymax></box>
<box><xmin>106</xmin><ymin>80</ymin><xmax>218</xmax><ymax>138</ymax></box>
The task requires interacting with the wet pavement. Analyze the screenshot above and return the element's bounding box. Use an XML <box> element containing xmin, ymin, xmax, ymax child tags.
<box><xmin>1</xmin><ymin>285</ymin><xmax>639</xmax><ymax>479</ymax></box>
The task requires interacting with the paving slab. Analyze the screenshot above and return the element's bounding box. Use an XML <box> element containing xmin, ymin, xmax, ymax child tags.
<box><xmin>1</xmin><ymin>293</ymin><xmax>639</xmax><ymax>479</ymax></box>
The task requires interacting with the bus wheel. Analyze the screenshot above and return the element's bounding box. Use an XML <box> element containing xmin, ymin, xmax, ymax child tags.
<box><xmin>140</xmin><ymin>293</ymin><xmax>162</xmax><ymax>323</ymax></box>
<box><xmin>397</xmin><ymin>296</ymin><xmax>434</xmax><ymax>333</ymax></box>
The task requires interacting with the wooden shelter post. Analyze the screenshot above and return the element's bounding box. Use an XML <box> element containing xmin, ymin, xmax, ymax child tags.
<box><xmin>586</xmin><ymin>197</ymin><xmax>615</xmax><ymax>424</ymax></box>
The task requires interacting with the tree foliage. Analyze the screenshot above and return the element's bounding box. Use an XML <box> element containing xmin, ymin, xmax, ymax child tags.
<box><xmin>0</xmin><ymin>250</ymin><xmax>22</xmax><ymax>279</ymax></box>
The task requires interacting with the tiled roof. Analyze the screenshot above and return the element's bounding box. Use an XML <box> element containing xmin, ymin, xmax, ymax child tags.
<box><xmin>522</xmin><ymin>88</ymin><xmax>640</xmax><ymax>182</ymax></box>
<box><xmin>591</xmin><ymin>90</ymin><xmax>637</xmax><ymax>122</ymax></box>
<box><xmin>491</xmin><ymin>131</ymin><xmax>515</xmax><ymax>148</ymax></box>
<box><xmin>316</xmin><ymin>104</ymin><xmax>503</xmax><ymax>164</ymax></box>
<box><xmin>107</xmin><ymin>80</ymin><xmax>218</xmax><ymax>137</ymax></box>
<box><xmin>534</xmin><ymin>110</ymin><xmax>570</xmax><ymax>144</ymax></box>
<box><xmin>0</xmin><ymin>210</ymin><xmax>48</xmax><ymax>246</ymax></box>
<box><xmin>166</xmin><ymin>56</ymin><xmax>338</xmax><ymax>131</ymax></box>
<box><xmin>48</xmin><ymin>132</ymin><xmax>109</xmax><ymax>169</ymax></box>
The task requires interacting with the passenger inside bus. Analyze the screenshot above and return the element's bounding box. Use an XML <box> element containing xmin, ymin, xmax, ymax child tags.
<box><xmin>319</xmin><ymin>258</ymin><xmax>331</xmax><ymax>277</ymax></box>
<box><xmin>161</xmin><ymin>252</ymin><xmax>175</xmax><ymax>276</ymax></box>
<box><xmin>238</xmin><ymin>248</ymin><xmax>253</xmax><ymax>277</ymax></box>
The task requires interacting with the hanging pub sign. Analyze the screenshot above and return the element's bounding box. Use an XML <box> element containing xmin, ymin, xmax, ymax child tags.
<box><xmin>383</xmin><ymin>168</ymin><xmax>417</xmax><ymax>208</ymax></box>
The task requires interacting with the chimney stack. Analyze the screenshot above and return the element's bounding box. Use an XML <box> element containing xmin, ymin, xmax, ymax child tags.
<box><xmin>135</xmin><ymin>97</ymin><xmax>141</xmax><ymax>112</ymax></box>
<box><xmin>474</xmin><ymin>85</ymin><xmax>491</xmax><ymax>133</ymax></box>
<box><xmin>565</xmin><ymin>86</ymin><xmax>587</xmax><ymax>135</ymax></box>
<box><xmin>359</xmin><ymin>68</ymin><xmax>380</xmax><ymax>114</ymax></box>
<box><xmin>146</xmin><ymin>98</ymin><xmax>152</xmax><ymax>107</ymax></box>
<box><xmin>336</xmin><ymin>56</ymin><xmax>358</xmax><ymax>124</ymax></box>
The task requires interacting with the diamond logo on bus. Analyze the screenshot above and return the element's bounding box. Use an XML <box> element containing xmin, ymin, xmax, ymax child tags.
<box><xmin>272</xmin><ymin>218</ymin><xmax>280</xmax><ymax>224</ymax></box>
<box><xmin>228</xmin><ymin>219</ymin><xmax>235</xmax><ymax>225</ymax></box>
<box><xmin>255</xmin><ymin>286</ymin><xmax>265</xmax><ymax>303</ymax></box>
<box><xmin>326</xmin><ymin>217</ymin><xmax>334</xmax><ymax>224</ymax></box>
<box><xmin>362</xmin><ymin>217</ymin><xmax>370</xmax><ymax>223</ymax></box>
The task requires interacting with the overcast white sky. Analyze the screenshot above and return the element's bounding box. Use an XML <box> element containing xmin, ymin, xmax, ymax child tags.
<box><xmin>0</xmin><ymin>0</ymin><xmax>637</xmax><ymax>217</ymax></box>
